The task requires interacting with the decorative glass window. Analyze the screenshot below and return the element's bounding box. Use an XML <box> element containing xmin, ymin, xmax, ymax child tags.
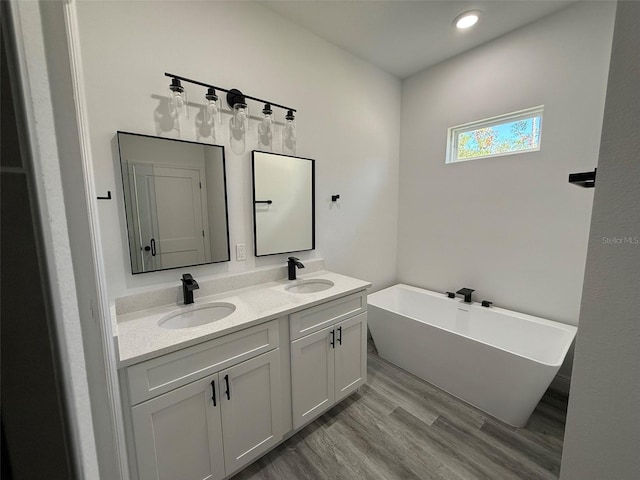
<box><xmin>446</xmin><ymin>106</ymin><xmax>543</xmax><ymax>164</ymax></box>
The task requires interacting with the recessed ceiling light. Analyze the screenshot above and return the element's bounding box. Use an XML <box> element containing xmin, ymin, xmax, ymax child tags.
<box><xmin>454</xmin><ymin>11</ymin><xmax>480</xmax><ymax>29</ymax></box>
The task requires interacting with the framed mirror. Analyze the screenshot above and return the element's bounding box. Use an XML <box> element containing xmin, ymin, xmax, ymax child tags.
<box><xmin>252</xmin><ymin>151</ymin><xmax>315</xmax><ymax>256</ymax></box>
<box><xmin>117</xmin><ymin>132</ymin><xmax>230</xmax><ymax>274</ymax></box>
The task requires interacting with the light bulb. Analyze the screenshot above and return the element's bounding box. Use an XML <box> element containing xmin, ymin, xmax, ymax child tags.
<box><xmin>230</xmin><ymin>103</ymin><xmax>249</xmax><ymax>154</ymax></box>
<box><xmin>258</xmin><ymin>103</ymin><xmax>274</xmax><ymax>150</ymax></box>
<box><xmin>173</xmin><ymin>94</ymin><xmax>184</xmax><ymax>109</ymax></box>
<box><xmin>205</xmin><ymin>87</ymin><xmax>221</xmax><ymax>125</ymax></box>
<box><xmin>207</xmin><ymin>101</ymin><xmax>218</xmax><ymax>119</ymax></box>
<box><xmin>282</xmin><ymin>109</ymin><xmax>296</xmax><ymax>155</ymax></box>
<box><xmin>168</xmin><ymin>78</ymin><xmax>188</xmax><ymax>118</ymax></box>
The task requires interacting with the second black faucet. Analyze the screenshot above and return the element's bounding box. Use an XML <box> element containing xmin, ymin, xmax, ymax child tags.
<box><xmin>181</xmin><ymin>273</ymin><xmax>199</xmax><ymax>304</ymax></box>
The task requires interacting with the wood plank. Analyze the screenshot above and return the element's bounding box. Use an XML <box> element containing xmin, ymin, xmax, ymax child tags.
<box><xmin>432</xmin><ymin>415</ymin><xmax>557</xmax><ymax>480</ymax></box>
<box><xmin>480</xmin><ymin>420</ymin><xmax>562</xmax><ymax>475</ymax></box>
<box><xmin>231</xmin><ymin>349</ymin><xmax>567</xmax><ymax>480</ymax></box>
<box><xmin>368</xmin><ymin>354</ymin><xmax>487</xmax><ymax>428</ymax></box>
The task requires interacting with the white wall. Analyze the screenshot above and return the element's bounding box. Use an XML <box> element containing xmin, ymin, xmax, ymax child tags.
<box><xmin>561</xmin><ymin>2</ymin><xmax>640</xmax><ymax>477</ymax></box>
<box><xmin>75</xmin><ymin>0</ymin><xmax>401</xmax><ymax>300</ymax></box>
<box><xmin>397</xmin><ymin>3</ymin><xmax>615</xmax><ymax>366</ymax></box>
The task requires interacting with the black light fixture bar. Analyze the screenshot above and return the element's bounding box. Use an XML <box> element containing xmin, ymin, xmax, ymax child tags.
<box><xmin>164</xmin><ymin>72</ymin><xmax>296</xmax><ymax>112</ymax></box>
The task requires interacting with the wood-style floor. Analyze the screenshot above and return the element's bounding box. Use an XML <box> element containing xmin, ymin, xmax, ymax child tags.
<box><xmin>233</xmin><ymin>340</ymin><xmax>568</xmax><ymax>480</ymax></box>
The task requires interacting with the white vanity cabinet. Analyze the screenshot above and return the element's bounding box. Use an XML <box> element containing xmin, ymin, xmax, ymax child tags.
<box><xmin>123</xmin><ymin>321</ymin><xmax>282</xmax><ymax>480</ymax></box>
<box><xmin>290</xmin><ymin>292</ymin><xmax>367</xmax><ymax>429</ymax></box>
<box><xmin>219</xmin><ymin>349</ymin><xmax>282</xmax><ymax>474</ymax></box>
<box><xmin>131</xmin><ymin>372</ymin><xmax>225</xmax><ymax>480</ymax></box>
<box><xmin>334</xmin><ymin>313</ymin><xmax>368</xmax><ymax>401</ymax></box>
<box><xmin>291</xmin><ymin>326</ymin><xmax>335</xmax><ymax>427</ymax></box>
<box><xmin>120</xmin><ymin>284</ymin><xmax>369</xmax><ymax>480</ymax></box>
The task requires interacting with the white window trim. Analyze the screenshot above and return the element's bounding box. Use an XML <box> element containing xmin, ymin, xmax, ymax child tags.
<box><xmin>446</xmin><ymin>105</ymin><xmax>544</xmax><ymax>164</ymax></box>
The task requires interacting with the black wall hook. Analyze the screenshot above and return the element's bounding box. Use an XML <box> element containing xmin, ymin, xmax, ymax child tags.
<box><xmin>97</xmin><ymin>191</ymin><xmax>112</xmax><ymax>200</ymax></box>
<box><xmin>331</xmin><ymin>195</ymin><xmax>340</xmax><ymax>202</ymax></box>
<box><xmin>569</xmin><ymin>168</ymin><xmax>596</xmax><ymax>188</ymax></box>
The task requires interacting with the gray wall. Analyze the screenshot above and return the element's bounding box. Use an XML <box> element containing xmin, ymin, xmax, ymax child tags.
<box><xmin>7</xmin><ymin>1</ymin><xmax>116</xmax><ymax>477</ymax></box>
<box><xmin>560</xmin><ymin>2</ymin><xmax>640</xmax><ymax>478</ymax></box>
<box><xmin>1</xmin><ymin>18</ymin><xmax>74</xmax><ymax>478</ymax></box>
<box><xmin>397</xmin><ymin>2</ymin><xmax>615</xmax><ymax>377</ymax></box>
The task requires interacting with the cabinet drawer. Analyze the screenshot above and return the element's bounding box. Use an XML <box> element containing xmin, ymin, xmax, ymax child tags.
<box><xmin>290</xmin><ymin>291</ymin><xmax>366</xmax><ymax>341</ymax></box>
<box><xmin>127</xmin><ymin>320</ymin><xmax>279</xmax><ymax>405</ymax></box>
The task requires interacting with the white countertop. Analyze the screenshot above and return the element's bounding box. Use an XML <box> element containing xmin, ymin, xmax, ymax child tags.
<box><xmin>115</xmin><ymin>270</ymin><xmax>371</xmax><ymax>367</ymax></box>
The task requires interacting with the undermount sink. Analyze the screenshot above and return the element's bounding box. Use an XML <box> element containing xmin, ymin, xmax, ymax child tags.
<box><xmin>285</xmin><ymin>279</ymin><xmax>334</xmax><ymax>294</ymax></box>
<box><xmin>158</xmin><ymin>302</ymin><xmax>236</xmax><ymax>329</ymax></box>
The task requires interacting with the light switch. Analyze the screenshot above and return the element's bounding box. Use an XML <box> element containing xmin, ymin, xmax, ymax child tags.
<box><xmin>236</xmin><ymin>244</ymin><xmax>246</xmax><ymax>261</ymax></box>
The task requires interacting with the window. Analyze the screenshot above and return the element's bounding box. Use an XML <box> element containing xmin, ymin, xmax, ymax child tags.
<box><xmin>446</xmin><ymin>106</ymin><xmax>543</xmax><ymax>164</ymax></box>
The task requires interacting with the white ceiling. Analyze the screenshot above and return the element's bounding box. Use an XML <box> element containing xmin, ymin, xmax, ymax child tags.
<box><xmin>260</xmin><ymin>1</ymin><xmax>576</xmax><ymax>79</ymax></box>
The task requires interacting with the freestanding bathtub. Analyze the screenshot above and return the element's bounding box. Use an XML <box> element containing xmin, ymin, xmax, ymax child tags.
<box><xmin>368</xmin><ymin>284</ymin><xmax>577</xmax><ymax>427</ymax></box>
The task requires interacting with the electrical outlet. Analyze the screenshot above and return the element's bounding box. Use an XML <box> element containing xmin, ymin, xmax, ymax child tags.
<box><xmin>236</xmin><ymin>244</ymin><xmax>246</xmax><ymax>261</ymax></box>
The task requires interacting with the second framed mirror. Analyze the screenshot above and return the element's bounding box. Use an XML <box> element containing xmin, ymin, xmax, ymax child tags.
<box><xmin>252</xmin><ymin>151</ymin><xmax>315</xmax><ymax>257</ymax></box>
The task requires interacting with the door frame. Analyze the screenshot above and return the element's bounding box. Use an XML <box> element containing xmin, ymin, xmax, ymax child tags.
<box><xmin>9</xmin><ymin>1</ymin><xmax>130</xmax><ymax>478</ymax></box>
<box><xmin>59</xmin><ymin>2</ymin><xmax>130</xmax><ymax>477</ymax></box>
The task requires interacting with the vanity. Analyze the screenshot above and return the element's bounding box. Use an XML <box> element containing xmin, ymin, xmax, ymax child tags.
<box><xmin>113</xmin><ymin>132</ymin><xmax>363</xmax><ymax>478</ymax></box>
<box><xmin>115</xmin><ymin>270</ymin><xmax>370</xmax><ymax>480</ymax></box>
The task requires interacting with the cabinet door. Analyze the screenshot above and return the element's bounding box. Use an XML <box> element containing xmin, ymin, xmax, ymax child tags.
<box><xmin>335</xmin><ymin>312</ymin><xmax>367</xmax><ymax>402</ymax></box>
<box><xmin>131</xmin><ymin>373</ymin><xmax>225</xmax><ymax>480</ymax></box>
<box><xmin>291</xmin><ymin>326</ymin><xmax>335</xmax><ymax>429</ymax></box>
<box><xmin>220</xmin><ymin>349</ymin><xmax>282</xmax><ymax>475</ymax></box>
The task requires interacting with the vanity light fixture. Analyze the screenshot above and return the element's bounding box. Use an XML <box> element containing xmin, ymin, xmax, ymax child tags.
<box><xmin>258</xmin><ymin>103</ymin><xmax>274</xmax><ymax>151</ymax></box>
<box><xmin>163</xmin><ymin>72</ymin><xmax>298</xmax><ymax>154</ymax></box>
<box><xmin>454</xmin><ymin>11</ymin><xmax>480</xmax><ymax>29</ymax></box>
<box><xmin>168</xmin><ymin>77</ymin><xmax>188</xmax><ymax>118</ymax></box>
<box><xmin>282</xmin><ymin>109</ymin><xmax>297</xmax><ymax>155</ymax></box>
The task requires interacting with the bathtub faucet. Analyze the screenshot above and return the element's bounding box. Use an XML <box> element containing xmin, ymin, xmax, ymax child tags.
<box><xmin>456</xmin><ymin>288</ymin><xmax>475</xmax><ymax>303</ymax></box>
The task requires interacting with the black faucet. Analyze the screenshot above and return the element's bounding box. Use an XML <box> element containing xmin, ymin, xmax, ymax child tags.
<box><xmin>181</xmin><ymin>273</ymin><xmax>199</xmax><ymax>304</ymax></box>
<box><xmin>456</xmin><ymin>287</ymin><xmax>475</xmax><ymax>303</ymax></box>
<box><xmin>287</xmin><ymin>257</ymin><xmax>305</xmax><ymax>280</ymax></box>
